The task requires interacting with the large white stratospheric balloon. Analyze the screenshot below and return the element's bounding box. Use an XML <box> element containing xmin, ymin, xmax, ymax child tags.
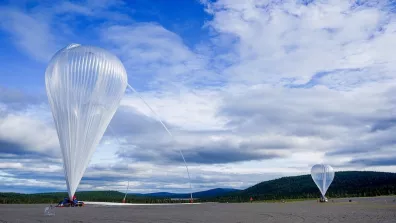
<box><xmin>45</xmin><ymin>44</ymin><xmax>127</xmax><ymax>199</ymax></box>
<box><xmin>311</xmin><ymin>164</ymin><xmax>335</xmax><ymax>198</ymax></box>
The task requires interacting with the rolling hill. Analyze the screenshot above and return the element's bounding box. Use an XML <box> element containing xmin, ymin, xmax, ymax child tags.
<box><xmin>211</xmin><ymin>171</ymin><xmax>396</xmax><ymax>202</ymax></box>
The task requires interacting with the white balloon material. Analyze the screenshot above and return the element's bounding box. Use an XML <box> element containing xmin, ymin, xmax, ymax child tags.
<box><xmin>310</xmin><ymin>164</ymin><xmax>335</xmax><ymax>197</ymax></box>
<box><xmin>45</xmin><ymin>44</ymin><xmax>127</xmax><ymax>199</ymax></box>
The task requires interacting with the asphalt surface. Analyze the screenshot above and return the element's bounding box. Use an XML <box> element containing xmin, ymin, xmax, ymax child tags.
<box><xmin>1</xmin><ymin>196</ymin><xmax>396</xmax><ymax>222</ymax></box>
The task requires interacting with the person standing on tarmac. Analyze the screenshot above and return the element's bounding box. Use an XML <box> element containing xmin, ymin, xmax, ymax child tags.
<box><xmin>71</xmin><ymin>195</ymin><xmax>78</xmax><ymax>207</ymax></box>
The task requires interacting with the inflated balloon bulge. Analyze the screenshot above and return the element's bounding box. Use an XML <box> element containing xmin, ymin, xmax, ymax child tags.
<box><xmin>45</xmin><ymin>44</ymin><xmax>128</xmax><ymax>199</ymax></box>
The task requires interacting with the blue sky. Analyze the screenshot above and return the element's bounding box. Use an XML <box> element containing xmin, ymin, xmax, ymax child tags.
<box><xmin>0</xmin><ymin>0</ymin><xmax>210</xmax><ymax>92</ymax></box>
<box><xmin>1</xmin><ymin>0</ymin><xmax>396</xmax><ymax>194</ymax></box>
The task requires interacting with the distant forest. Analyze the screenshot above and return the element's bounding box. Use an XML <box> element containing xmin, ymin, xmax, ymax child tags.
<box><xmin>207</xmin><ymin>171</ymin><xmax>396</xmax><ymax>202</ymax></box>
<box><xmin>0</xmin><ymin>191</ymin><xmax>182</xmax><ymax>204</ymax></box>
<box><xmin>1</xmin><ymin>171</ymin><xmax>396</xmax><ymax>204</ymax></box>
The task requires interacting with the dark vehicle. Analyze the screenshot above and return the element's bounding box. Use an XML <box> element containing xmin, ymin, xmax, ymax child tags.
<box><xmin>319</xmin><ymin>196</ymin><xmax>328</xmax><ymax>203</ymax></box>
<box><xmin>56</xmin><ymin>197</ymin><xmax>84</xmax><ymax>207</ymax></box>
<box><xmin>56</xmin><ymin>201</ymin><xmax>84</xmax><ymax>207</ymax></box>
<box><xmin>75</xmin><ymin>201</ymin><xmax>85</xmax><ymax>207</ymax></box>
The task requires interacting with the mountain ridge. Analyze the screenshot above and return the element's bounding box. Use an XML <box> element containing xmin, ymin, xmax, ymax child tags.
<box><xmin>131</xmin><ymin>188</ymin><xmax>240</xmax><ymax>198</ymax></box>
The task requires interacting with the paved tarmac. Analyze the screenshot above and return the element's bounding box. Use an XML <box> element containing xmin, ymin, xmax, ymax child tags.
<box><xmin>1</xmin><ymin>196</ymin><xmax>396</xmax><ymax>222</ymax></box>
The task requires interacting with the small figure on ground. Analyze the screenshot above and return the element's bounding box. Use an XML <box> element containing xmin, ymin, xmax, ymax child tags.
<box><xmin>72</xmin><ymin>196</ymin><xmax>78</xmax><ymax>207</ymax></box>
<box><xmin>44</xmin><ymin>205</ymin><xmax>55</xmax><ymax>216</ymax></box>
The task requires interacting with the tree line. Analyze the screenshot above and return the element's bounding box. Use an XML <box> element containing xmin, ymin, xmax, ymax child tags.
<box><xmin>0</xmin><ymin>191</ymin><xmax>191</xmax><ymax>204</ymax></box>
<box><xmin>2</xmin><ymin>171</ymin><xmax>396</xmax><ymax>204</ymax></box>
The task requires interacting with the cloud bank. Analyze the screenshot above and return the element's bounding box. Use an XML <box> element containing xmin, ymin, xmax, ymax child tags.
<box><xmin>1</xmin><ymin>0</ymin><xmax>396</xmax><ymax>193</ymax></box>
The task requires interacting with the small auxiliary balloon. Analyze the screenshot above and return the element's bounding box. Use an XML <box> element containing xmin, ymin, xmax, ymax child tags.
<box><xmin>311</xmin><ymin>164</ymin><xmax>335</xmax><ymax>198</ymax></box>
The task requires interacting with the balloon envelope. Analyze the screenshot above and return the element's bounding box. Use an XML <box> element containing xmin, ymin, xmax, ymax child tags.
<box><xmin>310</xmin><ymin>164</ymin><xmax>335</xmax><ymax>197</ymax></box>
<box><xmin>45</xmin><ymin>44</ymin><xmax>127</xmax><ymax>199</ymax></box>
